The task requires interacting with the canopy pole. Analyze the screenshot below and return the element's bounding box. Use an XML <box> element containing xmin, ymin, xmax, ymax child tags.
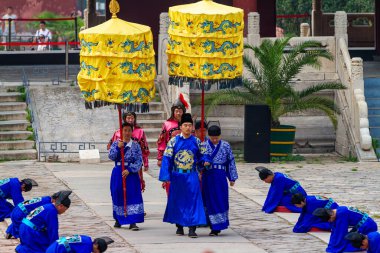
<box><xmin>201</xmin><ymin>79</ymin><xmax>205</xmax><ymax>142</ymax></box>
<box><xmin>118</xmin><ymin>105</ymin><xmax>127</xmax><ymax>217</ymax></box>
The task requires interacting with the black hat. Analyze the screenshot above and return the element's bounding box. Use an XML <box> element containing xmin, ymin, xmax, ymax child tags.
<box><xmin>312</xmin><ymin>208</ymin><xmax>333</xmax><ymax>222</ymax></box>
<box><xmin>345</xmin><ymin>232</ymin><xmax>365</xmax><ymax>248</ymax></box>
<box><xmin>180</xmin><ymin>113</ymin><xmax>193</xmax><ymax>126</ymax></box>
<box><xmin>208</xmin><ymin>125</ymin><xmax>221</xmax><ymax>136</ymax></box>
<box><xmin>291</xmin><ymin>193</ymin><xmax>306</xmax><ymax>205</ymax></box>
<box><xmin>255</xmin><ymin>167</ymin><xmax>273</xmax><ymax>180</ymax></box>
<box><xmin>21</xmin><ymin>178</ymin><xmax>37</xmax><ymax>192</ymax></box>
<box><xmin>195</xmin><ymin>120</ymin><xmax>208</xmax><ymax>130</ymax></box>
<box><xmin>94</xmin><ymin>237</ymin><xmax>114</xmax><ymax>253</ymax></box>
<box><xmin>55</xmin><ymin>190</ymin><xmax>72</xmax><ymax>208</ymax></box>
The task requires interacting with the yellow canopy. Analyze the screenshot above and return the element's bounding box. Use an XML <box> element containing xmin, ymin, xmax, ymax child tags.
<box><xmin>77</xmin><ymin>2</ymin><xmax>156</xmax><ymax>107</ymax></box>
<box><xmin>167</xmin><ymin>0</ymin><xmax>244</xmax><ymax>86</ymax></box>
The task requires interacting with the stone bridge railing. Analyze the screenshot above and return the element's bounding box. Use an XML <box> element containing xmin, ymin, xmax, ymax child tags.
<box><xmin>334</xmin><ymin>11</ymin><xmax>377</xmax><ymax>161</ymax></box>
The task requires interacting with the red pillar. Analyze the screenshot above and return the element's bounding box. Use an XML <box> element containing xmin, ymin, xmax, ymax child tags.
<box><xmin>376</xmin><ymin>0</ymin><xmax>380</xmax><ymax>55</ymax></box>
<box><xmin>257</xmin><ymin>0</ymin><xmax>276</xmax><ymax>37</ymax></box>
<box><xmin>233</xmin><ymin>0</ymin><xmax>257</xmax><ymax>35</ymax></box>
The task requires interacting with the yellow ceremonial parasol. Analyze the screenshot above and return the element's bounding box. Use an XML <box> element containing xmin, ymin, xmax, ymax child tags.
<box><xmin>77</xmin><ymin>0</ymin><xmax>156</xmax><ymax>216</ymax></box>
<box><xmin>167</xmin><ymin>0</ymin><xmax>244</xmax><ymax>140</ymax></box>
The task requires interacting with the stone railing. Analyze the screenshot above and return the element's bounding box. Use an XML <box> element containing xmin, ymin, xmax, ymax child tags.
<box><xmin>334</xmin><ymin>11</ymin><xmax>377</xmax><ymax>161</ymax></box>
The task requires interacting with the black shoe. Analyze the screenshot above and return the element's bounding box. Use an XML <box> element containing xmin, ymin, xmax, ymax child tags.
<box><xmin>209</xmin><ymin>230</ymin><xmax>221</xmax><ymax>236</ymax></box>
<box><xmin>176</xmin><ymin>225</ymin><xmax>184</xmax><ymax>236</ymax></box>
<box><xmin>188</xmin><ymin>226</ymin><xmax>198</xmax><ymax>238</ymax></box>
<box><xmin>114</xmin><ymin>220</ymin><xmax>121</xmax><ymax>228</ymax></box>
<box><xmin>129</xmin><ymin>223</ymin><xmax>139</xmax><ymax>231</ymax></box>
<box><xmin>5</xmin><ymin>233</ymin><xmax>12</xmax><ymax>239</ymax></box>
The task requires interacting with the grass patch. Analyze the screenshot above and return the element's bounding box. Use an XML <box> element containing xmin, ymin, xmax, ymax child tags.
<box><xmin>341</xmin><ymin>152</ymin><xmax>358</xmax><ymax>162</ymax></box>
<box><xmin>26</xmin><ymin>109</ymin><xmax>32</xmax><ymax>122</ymax></box>
<box><xmin>26</xmin><ymin>134</ymin><xmax>35</xmax><ymax>141</ymax></box>
<box><xmin>26</xmin><ymin>125</ymin><xmax>33</xmax><ymax>132</ymax></box>
<box><xmin>351</xmin><ymin>168</ymin><xmax>358</xmax><ymax>172</ymax></box>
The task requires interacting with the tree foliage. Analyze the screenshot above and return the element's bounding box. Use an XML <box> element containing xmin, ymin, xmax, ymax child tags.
<box><xmin>276</xmin><ymin>0</ymin><xmax>375</xmax><ymax>36</ymax></box>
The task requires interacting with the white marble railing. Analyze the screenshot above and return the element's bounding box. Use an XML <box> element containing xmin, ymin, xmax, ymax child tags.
<box><xmin>334</xmin><ymin>11</ymin><xmax>376</xmax><ymax>160</ymax></box>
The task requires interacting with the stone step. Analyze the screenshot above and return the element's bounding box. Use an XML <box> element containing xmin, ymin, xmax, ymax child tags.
<box><xmin>366</xmin><ymin>98</ymin><xmax>380</xmax><ymax>108</ymax></box>
<box><xmin>148</xmin><ymin>102</ymin><xmax>164</xmax><ymax>111</ymax></box>
<box><xmin>369</xmin><ymin>127</ymin><xmax>380</xmax><ymax>139</ymax></box>
<box><xmin>143</xmin><ymin>128</ymin><xmax>162</xmax><ymax>139</ymax></box>
<box><xmin>0</xmin><ymin>120</ymin><xmax>29</xmax><ymax>131</ymax></box>
<box><xmin>364</xmin><ymin>78</ymin><xmax>380</xmax><ymax>88</ymax></box>
<box><xmin>369</xmin><ymin>116</ymin><xmax>380</xmax><ymax>127</ymax></box>
<box><xmin>0</xmin><ymin>140</ymin><xmax>35</xmax><ymax>150</ymax></box>
<box><xmin>364</xmin><ymin>86</ymin><xmax>380</xmax><ymax>98</ymax></box>
<box><xmin>0</xmin><ymin>130</ymin><xmax>33</xmax><ymax>141</ymax></box>
<box><xmin>0</xmin><ymin>92</ymin><xmax>22</xmax><ymax>102</ymax></box>
<box><xmin>137</xmin><ymin>120</ymin><xmax>163</xmax><ymax>129</ymax></box>
<box><xmin>0</xmin><ymin>111</ymin><xmax>27</xmax><ymax>121</ymax></box>
<box><xmin>368</xmin><ymin>108</ymin><xmax>380</xmax><ymax>116</ymax></box>
<box><xmin>135</xmin><ymin>111</ymin><xmax>166</xmax><ymax>120</ymax></box>
<box><xmin>0</xmin><ymin>149</ymin><xmax>37</xmax><ymax>160</ymax></box>
<box><xmin>0</xmin><ymin>102</ymin><xmax>27</xmax><ymax>111</ymax></box>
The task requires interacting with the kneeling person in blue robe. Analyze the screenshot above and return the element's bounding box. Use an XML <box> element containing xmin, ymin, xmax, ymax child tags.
<box><xmin>46</xmin><ymin>235</ymin><xmax>113</xmax><ymax>253</ymax></box>
<box><xmin>0</xmin><ymin>178</ymin><xmax>35</xmax><ymax>222</ymax></box>
<box><xmin>313</xmin><ymin>207</ymin><xmax>378</xmax><ymax>253</ymax></box>
<box><xmin>202</xmin><ymin>125</ymin><xmax>238</xmax><ymax>236</ymax></box>
<box><xmin>16</xmin><ymin>191</ymin><xmax>72</xmax><ymax>253</ymax></box>
<box><xmin>6</xmin><ymin>191</ymin><xmax>62</xmax><ymax>239</ymax></box>
<box><xmin>109</xmin><ymin>122</ymin><xmax>144</xmax><ymax>231</ymax></box>
<box><xmin>159</xmin><ymin>113</ymin><xmax>211</xmax><ymax>238</ymax></box>
<box><xmin>345</xmin><ymin>232</ymin><xmax>380</xmax><ymax>253</ymax></box>
<box><xmin>256</xmin><ymin>167</ymin><xmax>306</xmax><ymax>213</ymax></box>
<box><xmin>292</xmin><ymin>193</ymin><xmax>338</xmax><ymax>233</ymax></box>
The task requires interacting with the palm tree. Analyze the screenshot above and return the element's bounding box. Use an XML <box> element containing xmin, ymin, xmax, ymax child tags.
<box><xmin>207</xmin><ymin>37</ymin><xmax>346</xmax><ymax>128</ymax></box>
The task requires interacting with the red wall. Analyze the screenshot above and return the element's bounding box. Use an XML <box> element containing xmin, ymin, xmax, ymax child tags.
<box><xmin>0</xmin><ymin>0</ymin><xmax>76</xmax><ymax>18</ymax></box>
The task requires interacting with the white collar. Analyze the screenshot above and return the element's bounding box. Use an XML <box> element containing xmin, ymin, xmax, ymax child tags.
<box><xmin>180</xmin><ymin>133</ymin><xmax>191</xmax><ymax>139</ymax></box>
<box><xmin>125</xmin><ymin>139</ymin><xmax>133</xmax><ymax>147</ymax></box>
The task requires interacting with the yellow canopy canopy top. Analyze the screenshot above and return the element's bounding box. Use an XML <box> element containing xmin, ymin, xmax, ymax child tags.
<box><xmin>77</xmin><ymin>0</ymin><xmax>156</xmax><ymax>110</ymax></box>
<box><xmin>167</xmin><ymin>0</ymin><xmax>244</xmax><ymax>89</ymax></box>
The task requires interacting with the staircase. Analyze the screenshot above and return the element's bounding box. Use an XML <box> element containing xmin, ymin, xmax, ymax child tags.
<box><xmin>134</xmin><ymin>101</ymin><xmax>166</xmax><ymax>159</ymax></box>
<box><xmin>0</xmin><ymin>90</ymin><xmax>37</xmax><ymax>160</ymax></box>
<box><xmin>365</xmin><ymin>78</ymin><xmax>380</xmax><ymax>158</ymax></box>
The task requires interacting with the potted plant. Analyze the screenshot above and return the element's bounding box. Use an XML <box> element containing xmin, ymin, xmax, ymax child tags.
<box><xmin>207</xmin><ymin>37</ymin><xmax>346</xmax><ymax>157</ymax></box>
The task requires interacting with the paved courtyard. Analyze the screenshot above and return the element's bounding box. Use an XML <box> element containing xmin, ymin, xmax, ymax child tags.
<box><xmin>0</xmin><ymin>158</ymin><xmax>378</xmax><ymax>252</ymax></box>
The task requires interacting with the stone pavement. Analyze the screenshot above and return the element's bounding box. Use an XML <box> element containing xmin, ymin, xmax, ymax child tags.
<box><xmin>0</xmin><ymin>159</ymin><xmax>379</xmax><ymax>252</ymax></box>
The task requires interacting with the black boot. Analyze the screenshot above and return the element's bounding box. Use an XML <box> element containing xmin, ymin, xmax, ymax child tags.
<box><xmin>129</xmin><ymin>223</ymin><xmax>139</xmax><ymax>231</ymax></box>
<box><xmin>188</xmin><ymin>226</ymin><xmax>198</xmax><ymax>238</ymax></box>
<box><xmin>114</xmin><ymin>220</ymin><xmax>121</xmax><ymax>228</ymax></box>
<box><xmin>176</xmin><ymin>224</ymin><xmax>184</xmax><ymax>236</ymax></box>
<box><xmin>5</xmin><ymin>233</ymin><xmax>12</xmax><ymax>239</ymax></box>
<box><xmin>209</xmin><ymin>230</ymin><xmax>221</xmax><ymax>236</ymax></box>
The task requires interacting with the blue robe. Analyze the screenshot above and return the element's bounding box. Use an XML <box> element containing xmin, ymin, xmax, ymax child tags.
<box><xmin>0</xmin><ymin>177</ymin><xmax>24</xmax><ymax>221</ymax></box>
<box><xmin>159</xmin><ymin>134</ymin><xmax>211</xmax><ymax>227</ymax></box>
<box><xmin>202</xmin><ymin>139</ymin><xmax>238</xmax><ymax>231</ymax></box>
<box><xmin>109</xmin><ymin>140</ymin><xmax>144</xmax><ymax>225</ymax></box>
<box><xmin>327</xmin><ymin>206</ymin><xmax>378</xmax><ymax>253</ymax></box>
<box><xmin>262</xmin><ymin>172</ymin><xmax>307</xmax><ymax>213</ymax></box>
<box><xmin>6</xmin><ymin>196</ymin><xmax>51</xmax><ymax>238</ymax></box>
<box><xmin>16</xmin><ymin>203</ymin><xmax>59</xmax><ymax>253</ymax></box>
<box><xmin>293</xmin><ymin>195</ymin><xmax>338</xmax><ymax>233</ymax></box>
<box><xmin>46</xmin><ymin>235</ymin><xmax>93</xmax><ymax>253</ymax></box>
<box><xmin>367</xmin><ymin>232</ymin><xmax>380</xmax><ymax>253</ymax></box>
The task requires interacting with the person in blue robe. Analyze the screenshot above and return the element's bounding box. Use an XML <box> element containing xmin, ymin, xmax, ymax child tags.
<box><xmin>291</xmin><ymin>193</ymin><xmax>339</xmax><ymax>233</ymax></box>
<box><xmin>345</xmin><ymin>231</ymin><xmax>380</xmax><ymax>253</ymax></box>
<box><xmin>256</xmin><ymin>167</ymin><xmax>307</xmax><ymax>213</ymax></box>
<box><xmin>159</xmin><ymin>113</ymin><xmax>211</xmax><ymax>238</ymax></box>
<box><xmin>15</xmin><ymin>191</ymin><xmax>72</xmax><ymax>253</ymax></box>
<box><xmin>6</xmin><ymin>191</ymin><xmax>63</xmax><ymax>239</ymax></box>
<box><xmin>109</xmin><ymin>122</ymin><xmax>144</xmax><ymax>230</ymax></box>
<box><xmin>202</xmin><ymin>125</ymin><xmax>238</xmax><ymax>236</ymax></box>
<box><xmin>46</xmin><ymin>235</ymin><xmax>112</xmax><ymax>253</ymax></box>
<box><xmin>313</xmin><ymin>206</ymin><xmax>378</xmax><ymax>253</ymax></box>
<box><xmin>0</xmin><ymin>178</ymin><xmax>35</xmax><ymax>222</ymax></box>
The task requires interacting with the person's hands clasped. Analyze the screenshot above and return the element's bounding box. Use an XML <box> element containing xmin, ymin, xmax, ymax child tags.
<box><xmin>122</xmin><ymin>170</ymin><xmax>130</xmax><ymax>177</ymax></box>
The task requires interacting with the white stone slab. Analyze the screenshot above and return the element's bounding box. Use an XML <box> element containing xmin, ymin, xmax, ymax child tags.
<box><xmin>79</xmin><ymin>149</ymin><xmax>100</xmax><ymax>164</ymax></box>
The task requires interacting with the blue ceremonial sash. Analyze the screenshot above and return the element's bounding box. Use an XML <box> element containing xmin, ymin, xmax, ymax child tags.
<box><xmin>355</xmin><ymin>214</ymin><xmax>369</xmax><ymax>230</ymax></box>
<box><xmin>18</xmin><ymin>203</ymin><xmax>28</xmax><ymax>215</ymax></box>
<box><xmin>22</xmin><ymin>218</ymin><xmax>39</xmax><ymax>231</ymax></box>
<box><xmin>324</xmin><ymin>198</ymin><xmax>334</xmax><ymax>209</ymax></box>
<box><xmin>289</xmin><ymin>182</ymin><xmax>300</xmax><ymax>194</ymax></box>
<box><xmin>60</xmin><ymin>237</ymin><xmax>72</xmax><ymax>253</ymax></box>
